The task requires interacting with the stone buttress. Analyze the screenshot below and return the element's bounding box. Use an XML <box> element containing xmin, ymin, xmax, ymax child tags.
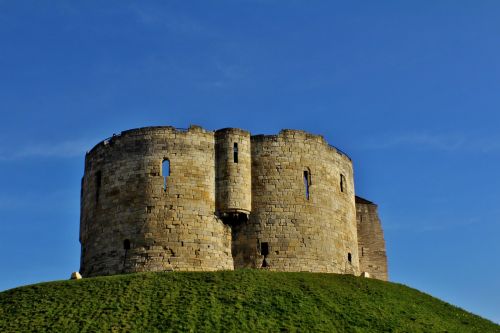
<box><xmin>356</xmin><ymin>196</ymin><xmax>388</xmax><ymax>280</ymax></box>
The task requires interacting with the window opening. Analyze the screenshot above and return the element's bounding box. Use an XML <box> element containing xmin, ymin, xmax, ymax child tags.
<box><xmin>340</xmin><ymin>174</ymin><xmax>346</xmax><ymax>193</ymax></box>
<box><xmin>122</xmin><ymin>239</ymin><xmax>131</xmax><ymax>273</ymax></box>
<box><xmin>361</xmin><ymin>247</ymin><xmax>364</xmax><ymax>257</ymax></box>
<box><xmin>233</xmin><ymin>142</ymin><xmax>239</xmax><ymax>163</ymax></box>
<box><xmin>303</xmin><ymin>169</ymin><xmax>311</xmax><ymax>200</ymax></box>
<box><xmin>162</xmin><ymin>159</ymin><xmax>170</xmax><ymax>191</ymax></box>
<box><xmin>260</xmin><ymin>242</ymin><xmax>269</xmax><ymax>256</ymax></box>
<box><xmin>348</xmin><ymin>252</ymin><xmax>352</xmax><ymax>263</ymax></box>
<box><xmin>95</xmin><ymin>171</ymin><xmax>102</xmax><ymax>203</ymax></box>
<box><xmin>260</xmin><ymin>242</ymin><xmax>270</xmax><ymax>268</ymax></box>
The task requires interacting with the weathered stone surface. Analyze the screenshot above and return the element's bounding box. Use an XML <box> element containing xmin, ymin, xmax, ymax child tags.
<box><xmin>356</xmin><ymin>196</ymin><xmax>388</xmax><ymax>281</ymax></box>
<box><xmin>79</xmin><ymin>125</ymin><xmax>388</xmax><ymax>280</ymax></box>
<box><xmin>215</xmin><ymin>128</ymin><xmax>251</xmax><ymax>215</ymax></box>
<box><xmin>232</xmin><ymin>130</ymin><xmax>360</xmax><ymax>275</ymax></box>
<box><xmin>70</xmin><ymin>272</ymin><xmax>82</xmax><ymax>280</ymax></box>
<box><xmin>80</xmin><ymin>126</ymin><xmax>233</xmax><ymax>277</ymax></box>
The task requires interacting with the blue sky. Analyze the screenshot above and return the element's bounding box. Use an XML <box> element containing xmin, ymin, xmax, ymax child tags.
<box><xmin>1</xmin><ymin>0</ymin><xmax>499</xmax><ymax>324</ymax></box>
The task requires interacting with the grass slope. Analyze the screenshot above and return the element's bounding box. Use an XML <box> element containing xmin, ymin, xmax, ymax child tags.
<box><xmin>0</xmin><ymin>270</ymin><xmax>498</xmax><ymax>332</ymax></box>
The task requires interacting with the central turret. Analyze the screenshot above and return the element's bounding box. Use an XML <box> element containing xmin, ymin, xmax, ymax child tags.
<box><xmin>215</xmin><ymin>128</ymin><xmax>252</xmax><ymax>223</ymax></box>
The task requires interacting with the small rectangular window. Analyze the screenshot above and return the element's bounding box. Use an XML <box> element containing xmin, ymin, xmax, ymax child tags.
<box><xmin>260</xmin><ymin>242</ymin><xmax>269</xmax><ymax>256</ymax></box>
<box><xmin>340</xmin><ymin>174</ymin><xmax>346</xmax><ymax>193</ymax></box>
<box><xmin>233</xmin><ymin>143</ymin><xmax>239</xmax><ymax>163</ymax></box>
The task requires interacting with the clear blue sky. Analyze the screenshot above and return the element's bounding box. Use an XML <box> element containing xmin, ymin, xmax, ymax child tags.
<box><xmin>1</xmin><ymin>0</ymin><xmax>499</xmax><ymax>324</ymax></box>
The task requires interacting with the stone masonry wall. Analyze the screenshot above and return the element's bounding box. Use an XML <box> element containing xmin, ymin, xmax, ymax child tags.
<box><xmin>80</xmin><ymin>126</ymin><xmax>233</xmax><ymax>277</ymax></box>
<box><xmin>80</xmin><ymin>125</ymin><xmax>386</xmax><ymax>279</ymax></box>
<box><xmin>356</xmin><ymin>196</ymin><xmax>388</xmax><ymax>281</ymax></box>
<box><xmin>232</xmin><ymin>130</ymin><xmax>360</xmax><ymax>274</ymax></box>
<box><xmin>215</xmin><ymin>128</ymin><xmax>252</xmax><ymax>215</ymax></box>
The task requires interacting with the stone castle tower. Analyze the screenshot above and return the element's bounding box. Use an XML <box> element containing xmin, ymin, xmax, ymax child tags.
<box><xmin>80</xmin><ymin>125</ymin><xmax>388</xmax><ymax>280</ymax></box>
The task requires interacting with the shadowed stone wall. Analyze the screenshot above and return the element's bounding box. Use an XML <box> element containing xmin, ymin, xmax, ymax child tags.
<box><xmin>356</xmin><ymin>196</ymin><xmax>388</xmax><ymax>281</ymax></box>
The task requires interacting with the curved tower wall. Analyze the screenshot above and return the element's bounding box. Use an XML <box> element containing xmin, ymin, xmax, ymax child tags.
<box><xmin>215</xmin><ymin>128</ymin><xmax>252</xmax><ymax>217</ymax></box>
<box><xmin>80</xmin><ymin>126</ymin><xmax>233</xmax><ymax>277</ymax></box>
<box><xmin>233</xmin><ymin>130</ymin><xmax>360</xmax><ymax>274</ymax></box>
<box><xmin>80</xmin><ymin>125</ymin><xmax>386</xmax><ymax>278</ymax></box>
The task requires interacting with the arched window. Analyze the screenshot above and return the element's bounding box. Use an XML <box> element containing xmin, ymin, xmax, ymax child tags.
<box><xmin>162</xmin><ymin>159</ymin><xmax>170</xmax><ymax>191</ymax></box>
<box><xmin>124</xmin><ymin>239</ymin><xmax>131</xmax><ymax>250</ymax></box>
<box><xmin>233</xmin><ymin>142</ymin><xmax>239</xmax><ymax>163</ymax></box>
<box><xmin>347</xmin><ymin>252</ymin><xmax>352</xmax><ymax>263</ymax></box>
<box><xmin>303</xmin><ymin>169</ymin><xmax>311</xmax><ymax>200</ymax></box>
<box><xmin>340</xmin><ymin>174</ymin><xmax>346</xmax><ymax>193</ymax></box>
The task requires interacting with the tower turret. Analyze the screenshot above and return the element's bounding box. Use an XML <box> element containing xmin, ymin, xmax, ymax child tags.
<box><xmin>215</xmin><ymin>128</ymin><xmax>252</xmax><ymax>223</ymax></box>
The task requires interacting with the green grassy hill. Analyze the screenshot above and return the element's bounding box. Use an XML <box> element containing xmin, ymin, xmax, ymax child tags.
<box><xmin>0</xmin><ymin>270</ymin><xmax>498</xmax><ymax>332</ymax></box>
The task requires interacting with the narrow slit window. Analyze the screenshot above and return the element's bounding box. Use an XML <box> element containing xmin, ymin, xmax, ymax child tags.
<box><xmin>303</xmin><ymin>169</ymin><xmax>311</xmax><ymax>200</ymax></box>
<box><xmin>95</xmin><ymin>171</ymin><xmax>102</xmax><ymax>203</ymax></box>
<box><xmin>260</xmin><ymin>242</ymin><xmax>269</xmax><ymax>256</ymax></box>
<box><xmin>162</xmin><ymin>159</ymin><xmax>170</xmax><ymax>191</ymax></box>
<box><xmin>340</xmin><ymin>174</ymin><xmax>346</xmax><ymax>193</ymax></box>
<box><xmin>124</xmin><ymin>239</ymin><xmax>131</xmax><ymax>250</ymax></box>
<box><xmin>348</xmin><ymin>252</ymin><xmax>352</xmax><ymax>263</ymax></box>
<box><xmin>233</xmin><ymin>142</ymin><xmax>238</xmax><ymax>163</ymax></box>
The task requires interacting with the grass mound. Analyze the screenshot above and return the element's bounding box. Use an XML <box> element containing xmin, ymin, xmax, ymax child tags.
<box><xmin>0</xmin><ymin>270</ymin><xmax>498</xmax><ymax>332</ymax></box>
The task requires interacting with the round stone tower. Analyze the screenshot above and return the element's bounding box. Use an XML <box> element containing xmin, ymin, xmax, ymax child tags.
<box><xmin>232</xmin><ymin>130</ymin><xmax>360</xmax><ymax>274</ymax></box>
<box><xmin>214</xmin><ymin>128</ymin><xmax>252</xmax><ymax>222</ymax></box>
<box><xmin>79</xmin><ymin>126</ymin><xmax>233</xmax><ymax>277</ymax></box>
<box><xmin>80</xmin><ymin>125</ymin><xmax>383</xmax><ymax>278</ymax></box>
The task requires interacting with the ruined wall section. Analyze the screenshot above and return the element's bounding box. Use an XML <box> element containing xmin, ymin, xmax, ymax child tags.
<box><xmin>80</xmin><ymin>126</ymin><xmax>233</xmax><ymax>277</ymax></box>
<box><xmin>215</xmin><ymin>128</ymin><xmax>252</xmax><ymax>217</ymax></box>
<box><xmin>233</xmin><ymin>130</ymin><xmax>360</xmax><ymax>274</ymax></box>
<box><xmin>356</xmin><ymin>196</ymin><xmax>388</xmax><ymax>281</ymax></box>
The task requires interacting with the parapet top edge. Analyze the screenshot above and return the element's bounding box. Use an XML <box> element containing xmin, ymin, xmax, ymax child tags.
<box><xmin>355</xmin><ymin>196</ymin><xmax>378</xmax><ymax>206</ymax></box>
<box><xmin>85</xmin><ymin>125</ymin><xmax>351</xmax><ymax>161</ymax></box>
<box><xmin>251</xmin><ymin>130</ymin><xmax>352</xmax><ymax>161</ymax></box>
<box><xmin>86</xmin><ymin>125</ymin><xmax>208</xmax><ymax>155</ymax></box>
<box><xmin>215</xmin><ymin>127</ymin><xmax>251</xmax><ymax>135</ymax></box>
